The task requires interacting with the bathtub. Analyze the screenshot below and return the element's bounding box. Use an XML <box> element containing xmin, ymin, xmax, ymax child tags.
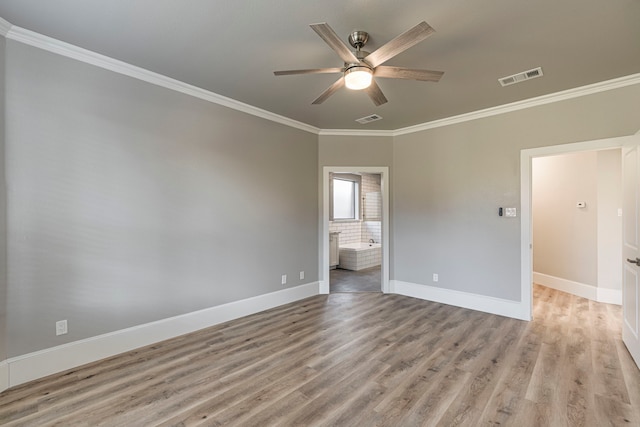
<box><xmin>338</xmin><ymin>242</ymin><xmax>382</xmax><ymax>271</ymax></box>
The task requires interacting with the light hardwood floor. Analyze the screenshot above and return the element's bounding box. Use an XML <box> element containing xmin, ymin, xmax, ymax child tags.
<box><xmin>1</xmin><ymin>284</ymin><xmax>639</xmax><ymax>426</ymax></box>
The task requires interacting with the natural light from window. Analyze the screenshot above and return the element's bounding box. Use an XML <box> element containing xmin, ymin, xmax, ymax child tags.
<box><xmin>333</xmin><ymin>178</ymin><xmax>359</xmax><ymax>220</ymax></box>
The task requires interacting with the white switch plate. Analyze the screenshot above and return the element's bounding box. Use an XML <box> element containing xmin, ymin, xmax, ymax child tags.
<box><xmin>505</xmin><ymin>208</ymin><xmax>517</xmax><ymax>217</ymax></box>
<box><xmin>576</xmin><ymin>201</ymin><xmax>586</xmax><ymax>208</ymax></box>
<box><xmin>281</xmin><ymin>274</ymin><xmax>287</xmax><ymax>285</ymax></box>
<box><xmin>56</xmin><ymin>320</ymin><xmax>68</xmax><ymax>336</ymax></box>
<box><xmin>618</xmin><ymin>208</ymin><xmax>623</xmax><ymax>217</ymax></box>
<box><xmin>299</xmin><ymin>271</ymin><xmax>305</xmax><ymax>280</ymax></box>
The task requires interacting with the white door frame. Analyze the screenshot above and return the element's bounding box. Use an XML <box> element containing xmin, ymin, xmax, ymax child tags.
<box><xmin>521</xmin><ymin>136</ymin><xmax>630</xmax><ymax>319</ymax></box>
<box><xmin>319</xmin><ymin>166</ymin><xmax>390</xmax><ymax>294</ymax></box>
<box><xmin>622</xmin><ymin>131</ymin><xmax>640</xmax><ymax>368</ymax></box>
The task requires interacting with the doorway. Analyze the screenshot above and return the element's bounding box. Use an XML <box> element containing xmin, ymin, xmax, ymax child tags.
<box><xmin>320</xmin><ymin>166</ymin><xmax>390</xmax><ymax>294</ymax></box>
<box><xmin>521</xmin><ymin>137</ymin><xmax>626</xmax><ymax>319</ymax></box>
<box><xmin>531</xmin><ymin>150</ymin><xmax>622</xmax><ymax>304</ymax></box>
<box><xmin>329</xmin><ymin>171</ymin><xmax>382</xmax><ymax>293</ymax></box>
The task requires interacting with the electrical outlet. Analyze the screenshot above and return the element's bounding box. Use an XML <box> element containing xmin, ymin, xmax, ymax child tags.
<box><xmin>281</xmin><ymin>274</ymin><xmax>287</xmax><ymax>285</ymax></box>
<box><xmin>433</xmin><ymin>273</ymin><xmax>439</xmax><ymax>282</ymax></box>
<box><xmin>299</xmin><ymin>271</ymin><xmax>305</xmax><ymax>280</ymax></box>
<box><xmin>56</xmin><ymin>319</ymin><xmax>68</xmax><ymax>336</ymax></box>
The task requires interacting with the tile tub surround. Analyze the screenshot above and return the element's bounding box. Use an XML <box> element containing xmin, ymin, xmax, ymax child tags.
<box><xmin>329</xmin><ymin>220</ymin><xmax>361</xmax><ymax>244</ymax></box>
<box><xmin>339</xmin><ymin>242</ymin><xmax>382</xmax><ymax>271</ymax></box>
<box><xmin>329</xmin><ymin>220</ymin><xmax>381</xmax><ymax>246</ymax></box>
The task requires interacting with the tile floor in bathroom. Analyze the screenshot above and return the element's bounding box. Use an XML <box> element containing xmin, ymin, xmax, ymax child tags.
<box><xmin>329</xmin><ymin>265</ymin><xmax>381</xmax><ymax>293</ymax></box>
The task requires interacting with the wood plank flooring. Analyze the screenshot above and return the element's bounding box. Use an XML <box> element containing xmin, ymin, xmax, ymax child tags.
<box><xmin>1</xmin><ymin>284</ymin><xmax>639</xmax><ymax>426</ymax></box>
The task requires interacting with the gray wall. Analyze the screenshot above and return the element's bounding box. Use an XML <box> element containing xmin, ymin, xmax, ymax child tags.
<box><xmin>393</xmin><ymin>85</ymin><xmax>640</xmax><ymax>301</ymax></box>
<box><xmin>318</xmin><ymin>135</ymin><xmax>394</xmax><ymax>168</ymax></box>
<box><xmin>3</xmin><ymin>30</ymin><xmax>640</xmax><ymax>362</ymax></box>
<box><xmin>0</xmin><ymin>35</ymin><xmax>7</xmax><ymax>361</ymax></box>
<box><xmin>318</xmin><ymin>134</ymin><xmax>394</xmax><ymax>272</ymax></box>
<box><xmin>5</xmin><ymin>41</ymin><xmax>318</xmax><ymax>357</ymax></box>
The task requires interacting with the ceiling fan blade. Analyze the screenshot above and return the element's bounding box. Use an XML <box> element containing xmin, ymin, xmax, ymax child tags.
<box><xmin>274</xmin><ymin>68</ymin><xmax>343</xmax><ymax>76</ymax></box>
<box><xmin>310</xmin><ymin>23</ymin><xmax>360</xmax><ymax>64</ymax></box>
<box><xmin>364</xmin><ymin>79</ymin><xmax>388</xmax><ymax>106</ymax></box>
<box><xmin>364</xmin><ymin>21</ymin><xmax>435</xmax><ymax>68</ymax></box>
<box><xmin>374</xmin><ymin>66</ymin><xmax>444</xmax><ymax>82</ymax></box>
<box><xmin>312</xmin><ymin>77</ymin><xmax>345</xmax><ymax>105</ymax></box>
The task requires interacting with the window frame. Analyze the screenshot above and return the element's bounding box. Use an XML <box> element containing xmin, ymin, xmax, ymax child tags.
<box><xmin>330</xmin><ymin>174</ymin><xmax>361</xmax><ymax>221</ymax></box>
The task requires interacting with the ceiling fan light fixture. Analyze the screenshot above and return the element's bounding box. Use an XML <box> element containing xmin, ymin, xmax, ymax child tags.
<box><xmin>344</xmin><ymin>66</ymin><xmax>373</xmax><ymax>90</ymax></box>
<box><xmin>275</xmin><ymin>21</ymin><xmax>441</xmax><ymax>105</ymax></box>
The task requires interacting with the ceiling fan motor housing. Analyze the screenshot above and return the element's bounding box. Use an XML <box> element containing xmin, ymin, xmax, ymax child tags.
<box><xmin>345</xmin><ymin>50</ymin><xmax>372</xmax><ymax>69</ymax></box>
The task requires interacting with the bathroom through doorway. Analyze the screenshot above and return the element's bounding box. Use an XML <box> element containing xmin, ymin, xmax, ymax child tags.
<box><xmin>320</xmin><ymin>166</ymin><xmax>389</xmax><ymax>294</ymax></box>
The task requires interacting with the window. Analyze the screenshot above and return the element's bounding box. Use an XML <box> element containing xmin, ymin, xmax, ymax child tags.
<box><xmin>332</xmin><ymin>177</ymin><xmax>360</xmax><ymax>220</ymax></box>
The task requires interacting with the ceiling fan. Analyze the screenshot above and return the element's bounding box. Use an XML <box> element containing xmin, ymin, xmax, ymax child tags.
<box><xmin>274</xmin><ymin>21</ymin><xmax>444</xmax><ymax>106</ymax></box>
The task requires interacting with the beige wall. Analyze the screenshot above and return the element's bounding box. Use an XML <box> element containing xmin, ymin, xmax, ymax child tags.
<box><xmin>597</xmin><ymin>149</ymin><xmax>623</xmax><ymax>291</ymax></box>
<box><xmin>533</xmin><ymin>151</ymin><xmax>599</xmax><ymax>286</ymax></box>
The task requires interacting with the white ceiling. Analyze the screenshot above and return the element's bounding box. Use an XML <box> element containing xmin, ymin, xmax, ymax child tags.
<box><xmin>1</xmin><ymin>0</ymin><xmax>639</xmax><ymax>130</ymax></box>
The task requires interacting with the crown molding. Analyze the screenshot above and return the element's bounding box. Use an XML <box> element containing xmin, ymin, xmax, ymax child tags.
<box><xmin>318</xmin><ymin>129</ymin><xmax>395</xmax><ymax>137</ymax></box>
<box><xmin>393</xmin><ymin>73</ymin><xmax>640</xmax><ymax>136</ymax></box>
<box><xmin>306</xmin><ymin>73</ymin><xmax>640</xmax><ymax>136</ymax></box>
<box><xmin>0</xmin><ymin>17</ymin><xmax>11</xmax><ymax>36</ymax></box>
<box><xmin>5</xmin><ymin>24</ymin><xmax>321</xmax><ymax>135</ymax></box>
<box><xmin>324</xmin><ymin>73</ymin><xmax>640</xmax><ymax>136</ymax></box>
<box><xmin>2</xmin><ymin>18</ymin><xmax>639</xmax><ymax>137</ymax></box>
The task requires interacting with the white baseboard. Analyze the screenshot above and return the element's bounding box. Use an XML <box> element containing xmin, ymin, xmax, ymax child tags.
<box><xmin>5</xmin><ymin>282</ymin><xmax>319</xmax><ymax>388</ymax></box>
<box><xmin>391</xmin><ymin>280</ymin><xmax>529</xmax><ymax>320</ymax></box>
<box><xmin>0</xmin><ymin>360</ymin><xmax>8</xmax><ymax>393</ymax></box>
<box><xmin>533</xmin><ymin>272</ymin><xmax>597</xmax><ymax>300</ymax></box>
<box><xmin>318</xmin><ymin>280</ymin><xmax>329</xmax><ymax>294</ymax></box>
<box><xmin>597</xmin><ymin>287</ymin><xmax>622</xmax><ymax>305</ymax></box>
<box><xmin>533</xmin><ymin>272</ymin><xmax>621</xmax><ymax>305</ymax></box>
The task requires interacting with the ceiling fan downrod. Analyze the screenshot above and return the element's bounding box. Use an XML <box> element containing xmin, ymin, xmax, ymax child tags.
<box><xmin>348</xmin><ymin>31</ymin><xmax>369</xmax><ymax>51</ymax></box>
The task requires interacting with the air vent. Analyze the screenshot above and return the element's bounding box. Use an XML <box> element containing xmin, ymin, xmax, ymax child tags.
<box><xmin>498</xmin><ymin>67</ymin><xmax>543</xmax><ymax>87</ymax></box>
<box><xmin>356</xmin><ymin>114</ymin><xmax>383</xmax><ymax>124</ymax></box>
